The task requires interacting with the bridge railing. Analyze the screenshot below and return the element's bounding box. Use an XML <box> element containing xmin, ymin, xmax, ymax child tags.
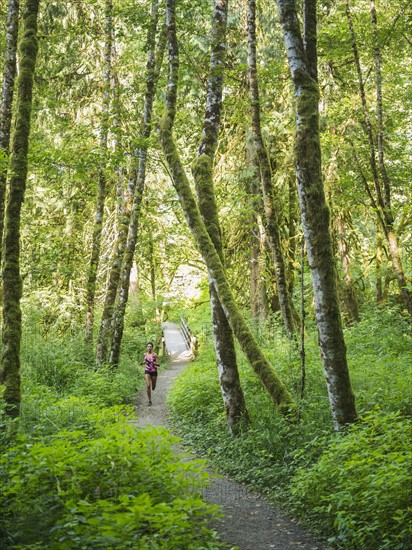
<box><xmin>180</xmin><ymin>316</ymin><xmax>191</xmax><ymax>349</ymax></box>
<box><xmin>180</xmin><ymin>316</ymin><xmax>198</xmax><ymax>357</ymax></box>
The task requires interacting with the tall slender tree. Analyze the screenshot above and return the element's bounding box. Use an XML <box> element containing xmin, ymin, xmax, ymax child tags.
<box><xmin>248</xmin><ymin>161</ymin><xmax>269</xmax><ymax>323</ymax></box>
<box><xmin>160</xmin><ymin>0</ymin><xmax>294</xmax><ymax>413</ymax></box>
<box><xmin>109</xmin><ymin>4</ymin><xmax>166</xmax><ymax>368</ymax></box>
<box><xmin>0</xmin><ymin>0</ymin><xmax>40</xmax><ymax>417</ymax></box>
<box><xmin>85</xmin><ymin>0</ymin><xmax>113</xmax><ymax>344</ymax></box>
<box><xmin>0</xmin><ymin>0</ymin><xmax>19</xmax><ymax>268</ymax></box>
<box><xmin>345</xmin><ymin>0</ymin><xmax>412</xmax><ymax>315</ymax></box>
<box><xmin>247</xmin><ymin>0</ymin><xmax>295</xmax><ymax>338</ymax></box>
<box><xmin>192</xmin><ymin>0</ymin><xmax>249</xmax><ymax>434</ymax></box>
<box><xmin>276</xmin><ymin>0</ymin><xmax>357</xmax><ymax>429</ymax></box>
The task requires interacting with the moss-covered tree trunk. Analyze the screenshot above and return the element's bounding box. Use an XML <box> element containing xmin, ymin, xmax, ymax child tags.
<box><xmin>161</xmin><ymin>0</ymin><xmax>293</xmax><ymax>414</ymax></box>
<box><xmin>0</xmin><ymin>0</ymin><xmax>19</xmax><ymax>269</ymax></box>
<box><xmin>109</xmin><ymin>3</ymin><xmax>165</xmax><ymax>368</ymax></box>
<box><xmin>0</xmin><ymin>0</ymin><xmax>40</xmax><ymax>417</ymax></box>
<box><xmin>276</xmin><ymin>0</ymin><xmax>357</xmax><ymax>430</ymax></box>
<box><xmin>247</xmin><ymin>0</ymin><xmax>295</xmax><ymax>338</ymax></box>
<box><xmin>85</xmin><ymin>0</ymin><xmax>113</xmax><ymax>345</ymax></box>
<box><xmin>192</xmin><ymin>0</ymin><xmax>249</xmax><ymax>434</ymax></box>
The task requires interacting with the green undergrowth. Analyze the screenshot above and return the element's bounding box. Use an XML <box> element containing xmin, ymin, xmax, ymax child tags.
<box><xmin>168</xmin><ymin>303</ymin><xmax>412</xmax><ymax>549</ymax></box>
<box><xmin>0</xmin><ymin>306</ymin><xmax>227</xmax><ymax>550</ymax></box>
<box><xmin>0</xmin><ymin>405</ymin><xmax>223</xmax><ymax>549</ymax></box>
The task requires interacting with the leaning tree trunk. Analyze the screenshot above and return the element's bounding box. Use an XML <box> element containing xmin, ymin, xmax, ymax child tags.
<box><xmin>85</xmin><ymin>0</ymin><xmax>113</xmax><ymax>344</ymax></box>
<box><xmin>109</xmin><ymin>5</ymin><xmax>166</xmax><ymax>368</ymax></box>
<box><xmin>247</xmin><ymin>0</ymin><xmax>295</xmax><ymax>338</ymax></box>
<box><xmin>276</xmin><ymin>0</ymin><xmax>356</xmax><ymax>430</ymax></box>
<box><xmin>161</xmin><ymin>0</ymin><xmax>293</xmax><ymax>414</ymax></box>
<box><xmin>0</xmin><ymin>0</ymin><xmax>40</xmax><ymax>418</ymax></box>
<box><xmin>191</xmin><ymin>0</ymin><xmax>249</xmax><ymax>435</ymax></box>
<box><xmin>0</xmin><ymin>0</ymin><xmax>19</xmax><ymax>269</ymax></box>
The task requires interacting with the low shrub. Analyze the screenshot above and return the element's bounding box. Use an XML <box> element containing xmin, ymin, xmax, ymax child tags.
<box><xmin>0</xmin><ymin>412</ymin><xmax>223</xmax><ymax>549</ymax></box>
<box><xmin>50</xmin><ymin>494</ymin><xmax>221</xmax><ymax>549</ymax></box>
<box><xmin>345</xmin><ymin>304</ymin><xmax>412</xmax><ymax>416</ymax></box>
<box><xmin>288</xmin><ymin>411</ymin><xmax>412</xmax><ymax>549</ymax></box>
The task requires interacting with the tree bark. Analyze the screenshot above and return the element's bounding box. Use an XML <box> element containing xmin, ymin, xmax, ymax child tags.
<box><xmin>0</xmin><ymin>0</ymin><xmax>40</xmax><ymax>417</ymax></box>
<box><xmin>109</xmin><ymin>4</ymin><xmax>166</xmax><ymax>368</ymax></box>
<box><xmin>85</xmin><ymin>0</ymin><xmax>113</xmax><ymax>344</ymax></box>
<box><xmin>247</xmin><ymin>0</ymin><xmax>295</xmax><ymax>338</ymax></box>
<box><xmin>276</xmin><ymin>0</ymin><xmax>357</xmax><ymax>430</ymax></box>
<box><xmin>0</xmin><ymin>0</ymin><xmax>19</xmax><ymax>269</ymax></box>
<box><xmin>161</xmin><ymin>0</ymin><xmax>294</xmax><ymax>414</ymax></box>
<box><xmin>191</xmin><ymin>0</ymin><xmax>249</xmax><ymax>435</ymax></box>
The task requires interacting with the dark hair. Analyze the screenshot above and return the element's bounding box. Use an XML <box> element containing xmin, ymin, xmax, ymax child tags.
<box><xmin>146</xmin><ymin>341</ymin><xmax>154</xmax><ymax>346</ymax></box>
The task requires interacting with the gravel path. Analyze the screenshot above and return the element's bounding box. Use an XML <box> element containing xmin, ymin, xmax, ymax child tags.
<box><xmin>134</xmin><ymin>322</ymin><xmax>327</xmax><ymax>550</ymax></box>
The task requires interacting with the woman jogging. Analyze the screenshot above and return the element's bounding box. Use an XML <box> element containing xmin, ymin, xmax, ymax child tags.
<box><xmin>142</xmin><ymin>341</ymin><xmax>159</xmax><ymax>406</ymax></box>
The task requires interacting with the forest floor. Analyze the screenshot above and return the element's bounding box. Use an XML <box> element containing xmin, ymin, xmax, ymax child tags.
<box><xmin>133</xmin><ymin>322</ymin><xmax>327</xmax><ymax>550</ymax></box>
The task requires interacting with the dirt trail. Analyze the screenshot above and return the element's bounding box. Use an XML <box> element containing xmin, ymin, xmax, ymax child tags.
<box><xmin>134</xmin><ymin>322</ymin><xmax>326</xmax><ymax>550</ymax></box>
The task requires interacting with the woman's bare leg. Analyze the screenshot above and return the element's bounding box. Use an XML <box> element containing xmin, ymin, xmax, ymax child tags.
<box><xmin>145</xmin><ymin>373</ymin><xmax>152</xmax><ymax>403</ymax></box>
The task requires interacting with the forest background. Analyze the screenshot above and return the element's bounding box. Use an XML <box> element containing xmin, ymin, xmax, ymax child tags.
<box><xmin>0</xmin><ymin>0</ymin><xmax>411</xmax><ymax>548</ymax></box>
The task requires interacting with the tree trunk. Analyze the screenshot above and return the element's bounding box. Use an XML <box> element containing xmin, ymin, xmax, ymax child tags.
<box><xmin>161</xmin><ymin>0</ymin><xmax>294</xmax><ymax>414</ymax></box>
<box><xmin>345</xmin><ymin>0</ymin><xmax>412</xmax><ymax>315</ymax></box>
<box><xmin>109</xmin><ymin>4</ymin><xmax>166</xmax><ymax>368</ymax></box>
<box><xmin>376</xmin><ymin>222</ymin><xmax>384</xmax><ymax>303</ymax></box>
<box><xmin>85</xmin><ymin>0</ymin><xmax>113</xmax><ymax>344</ymax></box>
<box><xmin>285</xmin><ymin>174</ymin><xmax>302</xmax><ymax>327</ymax></box>
<box><xmin>335</xmin><ymin>211</ymin><xmax>359</xmax><ymax>324</ymax></box>
<box><xmin>246</xmin><ymin>134</ymin><xmax>269</xmax><ymax>323</ymax></box>
<box><xmin>0</xmin><ymin>0</ymin><xmax>19</xmax><ymax>269</ymax></box>
<box><xmin>250</xmin><ymin>212</ymin><xmax>269</xmax><ymax>324</ymax></box>
<box><xmin>95</xmin><ymin>179</ymin><xmax>129</xmax><ymax>366</ymax></box>
<box><xmin>0</xmin><ymin>0</ymin><xmax>40</xmax><ymax>417</ymax></box>
<box><xmin>192</xmin><ymin>0</ymin><xmax>249</xmax><ymax>434</ymax></box>
<box><xmin>276</xmin><ymin>0</ymin><xmax>357</xmax><ymax>430</ymax></box>
<box><xmin>247</xmin><ymin>0</ymin><xmax>295</xmax><ymax>338</ymax></box>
